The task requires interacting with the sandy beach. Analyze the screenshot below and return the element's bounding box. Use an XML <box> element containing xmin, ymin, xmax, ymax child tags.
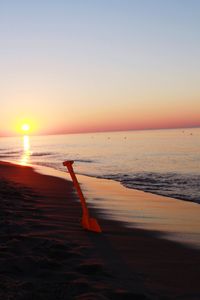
<box><xmin>0</xmin><ymin>161</ymin><xmax>200</xmax><ymax>300</ymax></box>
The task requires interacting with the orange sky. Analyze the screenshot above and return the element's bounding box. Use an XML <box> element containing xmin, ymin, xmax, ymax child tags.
<box><xmin>1</xmin><ymin>1</ymin><xmax>200</xmax><ymax>136</ymax></box>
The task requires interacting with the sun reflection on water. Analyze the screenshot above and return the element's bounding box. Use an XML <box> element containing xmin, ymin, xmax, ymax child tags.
<box><xmin>20</xmin><ymin>135</ymin><xmax>31</xmax><ymax>165</ymax></box>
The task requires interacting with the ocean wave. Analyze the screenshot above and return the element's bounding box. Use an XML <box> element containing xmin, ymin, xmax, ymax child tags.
<box><xmin>0</xmin><ymin>155</ymin><xmax>12</xmax><ymax>158</ymax></box>
<box><xmin>100</xmin><ymin>172</ymin><xmax>200</xmax><ymax>204</ymax></box>
<box><xmin>75</xmin><ymin>159</ymin><xmax>94</xmax><ymax>163</ymax></box>
<box><xmin>31</xmin><ymin>152</ymin><xmax>54</xmax><ymax>157</ymax></box>
<box><xmin>1</xmin><ymin>150</ymin><xmax>22</xmax><ymax>155</ymax></box>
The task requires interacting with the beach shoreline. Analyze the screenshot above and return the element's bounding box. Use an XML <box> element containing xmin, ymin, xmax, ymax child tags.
<box><xmin>1</xmin><ymin>161</ymin><xmax>200</xmax><ymax>299</ymax></box>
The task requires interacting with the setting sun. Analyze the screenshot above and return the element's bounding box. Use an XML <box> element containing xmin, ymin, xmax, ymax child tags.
<box><xmin>14</xmin><ymin>119</ymin><xmax>37</xmax><ymax>136</ymax></box>
<box><xmin>21</xmin><ymin>124</ymin><xmax>30</xmax><ymax>132</ymax></box>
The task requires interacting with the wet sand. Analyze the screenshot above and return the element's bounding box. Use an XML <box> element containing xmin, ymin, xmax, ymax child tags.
<box><xmin>0</xmin><ymin>161</ymin><xmax>200</xmax><ymax>300</ymax></box>
<box><xmin>78</xmin><ymin>173</ymin><xmax>200</xmax><ymax>249</ymax></box>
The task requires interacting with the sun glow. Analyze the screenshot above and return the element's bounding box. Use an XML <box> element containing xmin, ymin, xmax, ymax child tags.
<box><xmin>21</xmin><ymin>124</ymin><xmax>30</xmax><ymax>132</ymax></box>
<box><xmin>14</xmin><ymin>119</ymin><xmax>38</xmax><ymax>136</ymax></box>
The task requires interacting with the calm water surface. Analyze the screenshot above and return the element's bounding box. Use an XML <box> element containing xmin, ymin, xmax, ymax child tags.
<box><xmin>0</xmin><ymin>128</ymin><xmax>200</xmax><ymax>203</ymax></box>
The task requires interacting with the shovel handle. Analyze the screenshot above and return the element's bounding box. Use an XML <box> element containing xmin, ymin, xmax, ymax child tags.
<box><xmin>63</xmin><ymin>160</ymin><xmax>89</xmax><ymax>218</ymax></box>
<box><xmin>63</xmin><ymin>160</ymin><xmax>102</xmax><ymax>233</ymax></box>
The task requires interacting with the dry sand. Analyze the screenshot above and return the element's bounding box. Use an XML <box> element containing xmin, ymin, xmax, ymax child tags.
<box><xmin>0</xmin><ymin>161</ymin><xmax>200</xmax><ymax>300</ymax></box>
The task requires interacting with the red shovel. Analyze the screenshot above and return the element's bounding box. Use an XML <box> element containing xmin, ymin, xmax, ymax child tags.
<box><xmin>63</xmin><ymin>160</ymin><xmax>102</xmax><ymax>233</ymax></box>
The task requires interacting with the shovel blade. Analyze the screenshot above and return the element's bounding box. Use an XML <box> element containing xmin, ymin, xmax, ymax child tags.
<box><xmin>82</xmin><ymin>216</ymin><xmax>102</xmax><ymax>233</ymax></box>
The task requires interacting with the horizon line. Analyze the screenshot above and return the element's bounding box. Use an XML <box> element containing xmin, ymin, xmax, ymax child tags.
<box><xmin>0</xmin><ymin>125</ymin><xmax>199</xmax><ymax>138</ymax></box>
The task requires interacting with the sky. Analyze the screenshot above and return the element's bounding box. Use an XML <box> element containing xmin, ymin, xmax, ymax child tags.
<box><xmin>1</xmin><ymin>0</ymin><xmax>200</xmax><ymax>136</ymax></box>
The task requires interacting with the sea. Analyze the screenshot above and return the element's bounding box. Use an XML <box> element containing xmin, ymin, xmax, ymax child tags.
<box><xmin>0</xmin><ymin>127</ymin><xmax>200</xmax><ymax>204</ymax></box>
